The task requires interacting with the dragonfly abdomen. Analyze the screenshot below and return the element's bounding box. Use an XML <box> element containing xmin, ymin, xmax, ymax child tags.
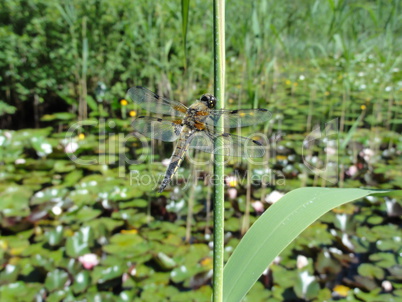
<box><xmin>158</xmin><ymin>133</ymin><xmax>192</xmax><ymax>193</ymax></box>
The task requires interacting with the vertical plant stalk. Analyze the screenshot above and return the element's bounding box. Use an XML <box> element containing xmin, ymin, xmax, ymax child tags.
<box><xmin>181</xmin><ymin>0</ymin><xmax>190</xmax><ymax>68</ymax></box>
<box><xmin>241</xmin><ymin>166</ymin><xmax>251</xmax><ymax>235</ymax></box>
<box><xmin>186</xmin><ymin>156</ymin><xmax>198</xmax><ymax>243</ymax></box>
<box><xmin>205</xmin><ymin>173</ymin><xmax>212</xmax><ymax>235</ymax></box>
<box><xmin>80</xmin><ymin>17</ymin><xmax>88</xmax><ymax>120</ymax></box>
<box><xmin>213</xmin><ymin>0</ymin><xmax>225</xmax><ymax>301</ymax></box>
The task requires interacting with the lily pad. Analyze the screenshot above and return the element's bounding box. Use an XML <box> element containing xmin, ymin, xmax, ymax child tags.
<box><xmin>0</xmin><ymin>281</ymin><xmax>43</xmax><ymax>301</ymax></box>
<box><xmin>45</xmin><ymin>269</ymin><xmax>69</xmax><ymax>291</ymax></box>
<box><xmin>53</xmin><ymin>161</ymin><xmax>76</xmax><ymax>173</ymax></box>
<box><xmin>369</xmin><ymin>252</ymin><xmax>398</xmax><ymax>269</ymax></box>
<box><xmin>103</xmin><ymin>233</ymin><xmax>148</xmax><ymax>257</ymax></box>
<box><xmin>294</xmin><ymin>270</ymin><xmax>320</xmax><ymax>300</ymax></box>
<box><xmin>0</xmin><ymin>185</ymin><xmax>32</xmax><ymax>217</ymax></box>
<box><xmin>46</xmin><ymin>225</ymin><xmax>64</xmax><ymax>247</ymax></box>
<box><xmin>72</xmin><ymin>270</ymin><xmax>91</xmax><ymax>293</ymax></box>
<box><xmin>93</xmin><ymin>265</ymin><xmax>124</xmax><ymax>284</ymax></box>
<box><xmin>0</xmin><ymin>264</ymin><xmax>20</xmax><ymax>284</ymax></box>
<box><xmin>31</xmin><ymin>187</ymin><xmax>68</xmax><ymax>205</ymax></box>
<box><xmin>358</xmin><ymin>263</ymin><xmax>385</xmax><ymax>279</ymax></box>
<box><xmin>66</xmin><ymin>226</ymin><xmax>95</xmax><ymax>257</ymax></box>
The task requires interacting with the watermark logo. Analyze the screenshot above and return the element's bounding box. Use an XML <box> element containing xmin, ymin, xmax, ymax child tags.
<box><xmin>302</xmin><ymin>118</ymin><xmax>339</xmax><ymax>184</ymax></box>
<box><xmin>64</xmin><ymin>117</ymin><xmax>339</xmax><ymax>188</ymax></box>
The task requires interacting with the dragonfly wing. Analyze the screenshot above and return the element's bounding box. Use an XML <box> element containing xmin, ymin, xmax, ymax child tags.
<box><xmin>189</xmin><ymin>130</ymin><xmax>267</xmax><ymax>158</ymax></box>
<box><xmin>205</xmin><ymin>108</ymin><xmax>272</xmax><ymax>128</ymax></box>
<box><xmin>189</xmin><ymin>132</ymin><xmax>215</xmax><ymax>154</ymax></box>
<box><xmin>132</xmin><ymin>116</ymin><xmax>182</xmax><ymax>142</ymax></box>
<box><xmin>128</xmin><ymin>86</ymin><xmax>188</xmax><ymax>116</ymax></box>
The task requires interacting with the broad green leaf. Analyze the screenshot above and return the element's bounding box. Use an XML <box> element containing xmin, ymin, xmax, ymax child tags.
<box><xmin>223</xmin><ymin>188</ymin><xmax>390</xmax><ymax>302</ymax></box>
<box><xmin>0</xmin><ymin>264</ymin><xmax>20</xmax><ymax>283</ymax></box>
<box><xmin>66</xmin><ymin>226</ymin><xmax>94</xmax><ymax>257</ymax></box>
<box><xmin>102</xmin><ymin>233</ymin><xmax>146</xmax><ymax>257</ymax></box>
<box><xmin>72</xmin><ymin>271</ymin><xmax>91</xmax><ymax>294</ymax></box>
<box><xmin>0</xmin><ymin>281</ymin><xmax>42</xmax><ymax>301</ymax></box>
<box><xmin>0</xmin><ymin>185</ymin><xmax>31</xmax><ymax>217</ymax></box>
<box><xmin>294</xmin><ymin>270</ymin><xmax>320</xmax><ymax>300</ymax></box>
<box><xmin>93</xmin><ymin>265</ymin><xmax>124</xmax><ymax>284</ymax></box>
<box><xmin>46</xmin><ymin>225</ymin><xmax>64</xmax><ymax>246</ymax></box>
<box><xmin>45</xmin><ymin>269</ymin><xmax>69</xmax><ymax>291</ymax></box>
<box><xmin>358</xmin><ymin>263</ymin><xmax>385</xmax><ymax>279</ymax></box>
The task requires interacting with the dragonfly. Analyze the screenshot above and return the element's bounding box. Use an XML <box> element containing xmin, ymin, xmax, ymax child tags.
<box><xmin>128</xmin><ymin>86</ymin><xmax>272</xmax><ymax>192</ymax></box>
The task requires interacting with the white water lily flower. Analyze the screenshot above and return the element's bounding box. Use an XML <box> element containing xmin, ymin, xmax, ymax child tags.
<box><xmin>78</xmin><ymin>253</ymin><xmax>99</xmax><ymax>270</ymax></box>
<box><xmin>265</xmin><ymin>190</ymin><xmax>284</xmax><ymax>204</ymax></box>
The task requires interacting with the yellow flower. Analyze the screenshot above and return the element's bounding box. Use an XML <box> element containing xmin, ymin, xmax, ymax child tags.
<box><xmin>121</xmin><ymin>229</ymin><xmax>138</xmax><ymax>234</ymax></box>
<box><xmin>9</xmin><ymin>257</ymin><xmax>21</xmax><ymax>265</ymax></box>
<box><xmin>120</xmin><ymin>99</ymin><xmax>128</xmax><ymax>106</ymax></box>
<box><xmin>65</xmin><ymin>229</ymin><xmax>74</xmax><ymax>236</ymax></box>
<box><xmin>129</xmin><ymin>110</ymin><xmax>137</xmax><ymax>117</ymax></box>
<box><xmin>276</xmin><ymin>155</ymin><xmax>287</xmax><ymax>161</ymax></box>
<box><xmin>10</xmin><ymin>247</ymin><xmax>24</xmax><ymax>256</ymax></box>
<box><xmin>226</xmin><ymin>176</ymin><xmax>237</xmax><ymax>187</ymax></box>
<box><xmin>0</xmin><ymin>240</ymin><xmax>8</xmax><ymax>250</ymax></box>
<box><xmin>361</xmin><ymin>105</ymin><xmax>366</xmax><ymax>110</ymax></box>
<box><xmin>324</xmin><ymin>91</ymin><xmax>330</xmax><ymax>96</ymax></box>
<box><xmin>293</xmin><ymin>82</ymin><xmax>298</xmax><ymax>87</ymax></box>
<box><xmin>78</xmin><ymin>133</ymin><xmax>85</xmax><ymax>140</ymax></box>
<box><xmin>333</xmin><ymin>285</ymin><xmax>350</xmax><ymax>297</ymax></box>
<box><xmin>285</xmin><ymin>80</ymin><xmax>292</xmax><ymax>86</ymax></box>
<box><xmin>200</xmin><ymin>257</ymin><xmax>213</xmax><ymax>269</ymax></box>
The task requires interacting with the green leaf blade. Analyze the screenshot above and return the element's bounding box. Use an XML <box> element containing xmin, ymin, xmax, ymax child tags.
<box><xmin>223</xmin><ymin>188</ymin><xmax>390</xmax><ymax>302</ymax></box>
<box><xmin>181</xmin><ymin>0</ymin><xmax>190</xmax><ymax>63</ymax></box>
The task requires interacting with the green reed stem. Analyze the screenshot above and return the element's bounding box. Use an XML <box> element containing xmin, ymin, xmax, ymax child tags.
<box><xmin>213</xmin><ymin>0</ymin><xmax>225</xmax><ymax>301</ymax></box>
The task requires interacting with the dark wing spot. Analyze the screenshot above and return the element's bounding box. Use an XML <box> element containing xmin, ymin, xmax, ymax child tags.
<box><xmin>230</xmin><ymin>110</ymin><xmax>239</xmax><ymax>114</ymax></box>
<box><xmin>157</xmin><ymin>118</ymin><xmax>163</xmax><ymax>122</ymax></box>
<box><xmin>138</xmin><ymin>116</ymin><xmax>146</xmax><ymax>119</ymax></box>
<box><xmin>258</xmin><ymin>109</ymin><xmax>268</xmax><ymax>112</ymax></box>
<box><xmin>153</xmin><ymin>93</ymin><xmax>160</xmax><ymax>99</ymax></box>
<box><xmin>173</xmin><ymin>105</ymin><xmax>187</xmax><ymax>113</ymax></box>
<box><xmin>252</xmin><ymin>140</ymin><xmax>263</xmax><ymax>146</ymax></box>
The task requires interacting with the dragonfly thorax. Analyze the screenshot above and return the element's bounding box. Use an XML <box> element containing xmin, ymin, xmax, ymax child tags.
<box><xmin>183</xmin><ymin>104</ymin><xmax>210</xmax><ymax>131</ymax></box>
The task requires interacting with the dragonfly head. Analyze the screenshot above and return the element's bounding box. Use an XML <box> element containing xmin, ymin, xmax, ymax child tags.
<box><xmin>200</xmin><ymin>94</ymin><xmax>216</xmax><ymax>109</ymax></box>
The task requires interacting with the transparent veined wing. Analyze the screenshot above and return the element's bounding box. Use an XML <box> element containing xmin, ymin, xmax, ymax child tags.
<box><xmin>205</xmin><ymin>108</ymin><xmax>272</xmax><ymax>128</ymax></box>
<box><xmin>132</xmin><ymin>116</ymin><xmax>183</xmax><ymax>142</ymax></box>
<box><xmin>128</xmin><ymin>86</ymin><xmax>188</xmax><ymax>116</ymax></box>
<box><xmin>189</xmin><ymin>130</ymin><xmax>267</xmax><ymax>158</ymax></box>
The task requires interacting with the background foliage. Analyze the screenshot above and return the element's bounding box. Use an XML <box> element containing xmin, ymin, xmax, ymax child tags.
<box><xmin>0</xmin><ymin>0</ymin><xmax>401</xmax><ymax>301</ymax></box>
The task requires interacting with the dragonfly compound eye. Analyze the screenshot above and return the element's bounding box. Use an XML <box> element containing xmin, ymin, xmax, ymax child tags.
<box><xmin>201</xmin><ymin>95</ymin><xmax>209</xmax><ymax>103</ymax></box>
<box><xmin>209</xmin><ymin>96</ymin><xmax>216</xmax><ymax>108</ymax></box>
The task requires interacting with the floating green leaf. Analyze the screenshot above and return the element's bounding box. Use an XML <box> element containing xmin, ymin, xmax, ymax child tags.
<box><xmin>72</xmin><ymin>271</ymin><xmax>91</xmax><ymax>294</ymax></box>
<box><xmin>0</xmin><ymin>185</ymin><xmax>32</xmax><ymax>217</ymax></box>
<box><xmin>45</xmin><ymin>269</ymin><xmax>69</xmax><ymax>291</ymax></box>
<box><xmin>66</xmin><ymin>226</ymin><xmax>95</xmax><ymax>257</ymax></box>
<box><xmin>358</xmin><ymin>263</ymin><xmax>385</xmax><ymax>279</ymax></box>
